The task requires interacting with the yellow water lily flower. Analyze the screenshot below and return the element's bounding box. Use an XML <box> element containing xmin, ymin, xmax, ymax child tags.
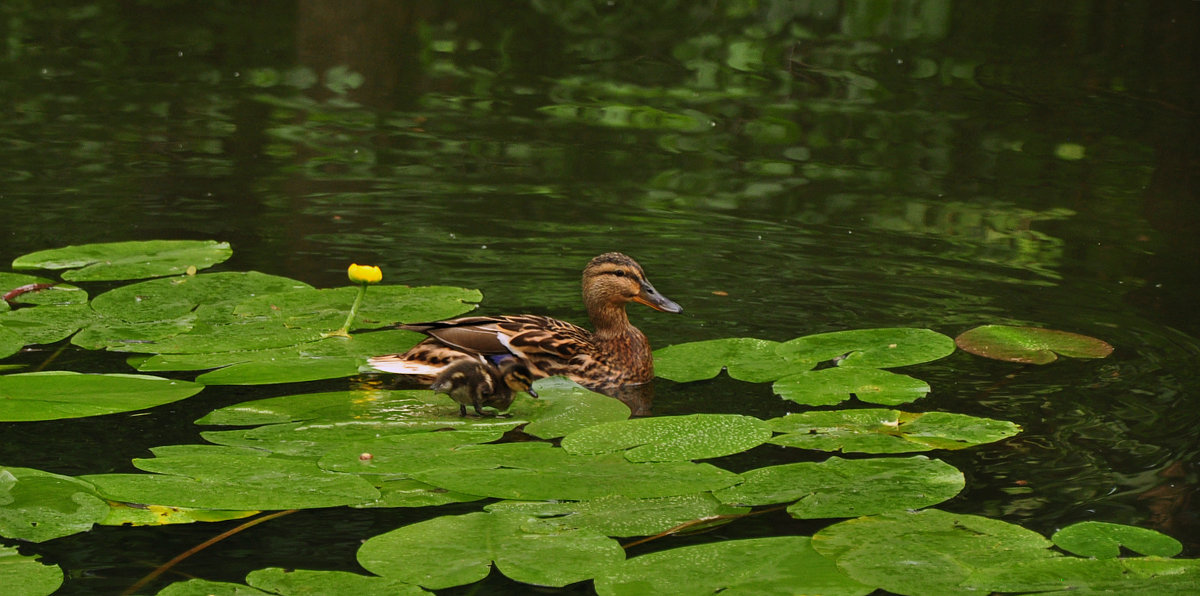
<box><xmin>348</xmin><ymin>263</ymin><xmax>382</xmax><ymax>284</ymax></box>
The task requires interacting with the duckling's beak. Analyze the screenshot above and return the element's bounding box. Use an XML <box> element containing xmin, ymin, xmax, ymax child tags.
<box><xmin>634</xmin><ymin>279</ymin><xmax>682</xmax><ymax>313</ymax></box>
<box><xmin>526</xmin><ymin>387</ymin><xmax>539</xmax><ymax>398</ymax></box>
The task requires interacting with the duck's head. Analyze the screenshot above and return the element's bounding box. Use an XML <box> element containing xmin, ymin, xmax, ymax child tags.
<box><xmin>497</xmin><ymin>359</ymin><xmax>539</xmax><ymax>399</ymax></box>
<box><xmin>582</xmin><ymin>252</ymin><xmax>682</xmax><ymax>315</ymax></box>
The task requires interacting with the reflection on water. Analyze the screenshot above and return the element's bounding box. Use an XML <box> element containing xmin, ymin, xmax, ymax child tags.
<box><xmin>1</xmin><ymin>1</ymin><xmax>1198</xmax><ymax>592</ymax></box>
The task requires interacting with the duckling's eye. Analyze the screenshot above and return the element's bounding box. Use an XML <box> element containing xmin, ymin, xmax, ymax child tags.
<box><xmin>613</xmin><ymin>269</ymin><xmax>625</xmax><ymax>277</ymax></box>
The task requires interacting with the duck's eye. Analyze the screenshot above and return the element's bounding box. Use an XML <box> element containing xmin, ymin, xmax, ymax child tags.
<box><xmin>613</xmin><ymin>269</ymin><xmax>625</xmax><ymax>277</ymax></box>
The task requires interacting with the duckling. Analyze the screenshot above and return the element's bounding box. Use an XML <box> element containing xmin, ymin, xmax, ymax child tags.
<box><xmin>369</xmin><ymin>252</ymin><xmax>681</xmax><ymax>391</ymax></box>
<box><xmin>429</xmin><ymin>357</ymin><xmax>539</xmax><ymax>416</ymax></box>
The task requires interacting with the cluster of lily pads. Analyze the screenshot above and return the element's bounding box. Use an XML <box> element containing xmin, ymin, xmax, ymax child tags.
<box><xmin>1</xmin><ymin>240</ymin><xmax>1193</xmax><ymax>595</ymax></box>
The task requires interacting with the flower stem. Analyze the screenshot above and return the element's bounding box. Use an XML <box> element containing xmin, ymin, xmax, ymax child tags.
<box><xmin>326</xmin><ymin>283</ymin><xmax>367</xmax><ymax>338</ymax></box>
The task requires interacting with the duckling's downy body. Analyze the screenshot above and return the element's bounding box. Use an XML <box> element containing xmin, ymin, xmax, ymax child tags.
<box><xmin>430</xmin><ymin>358</ymin><xmax>537</xmax><ymax>416</ymax></box>
<box><xmin>369</xmin><ymin>252</ymin><xmax>681</xmax><ymax>391</ymax></box>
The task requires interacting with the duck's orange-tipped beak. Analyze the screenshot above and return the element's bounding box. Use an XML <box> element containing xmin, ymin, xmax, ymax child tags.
<box><xmin>634</xmin><ymin>279</ymin><xmax>682</xmax><ymax>313</ymax></box>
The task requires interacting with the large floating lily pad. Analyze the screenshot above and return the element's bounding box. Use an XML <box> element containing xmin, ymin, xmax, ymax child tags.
<box><xmin>0</xmin><ymin>545</ymin><xmax>63</xmax><ymax>596</ymax></box>
<box><xmin>653</xmin><ymin>337</ymin><xmax>815</xmax><ymax>383</ymax></box>
<box><xmin>82</xmin><ymin>449</ymin><xmax>379</xmax><ymax>510</ymax></box>
<box><xmin>355</xmin><ymin>477</ymin><xmax>485</xmax><ymax>509</ymax></box>
<box><xmin>0</xmin><ymin>303</ymin><xmax>96</xmax><ymax>346</ymax></box>
<box><xmin>595</xmin><ymin>536</ymin><xmax>873</xmax><ymax>596</ymax></box>
<box><xmin>73</xmin><ymin>271</ymin><xmax>312</xmax><ymax>351</ymax></box>
<box><xmin>0</xmin><ymin>273</ymin><xmax>87</xmax><ymax>306</ymax></box>
<box><xmin>200</xmin><ymin>382</ymin><xmax>622</xmax><ymax>457</ymax></box>
<box><xmin>318</xmin><ymin>430</ymin><xmax>511</xmax><ymax>478</ymax></box>
<box><xmin>246</xmin><ymin>568</ymin><xmax>430</xmax><ymax>596</ymax></box>
<box><xmin>812</xmin><ymin>509</ymin><xmax>1057</xmax><ymax>595</ymax></box>
<box><xmin>406</xmin><ymin>444</ymin><xmax>741</xmax><ymax>500</ymax></box>
<box><xmin>1051</xmin><ymin>521</ymin><xmax>1183</xmax><ymax>559</ymax></box>
<box><xmin>779</xmin><ymin>328</ymin><xmax>957</xmax><ymax>368</ymax></box>
<box><xmin>560</xmin><ymin>413</ymin><xmax>771</xmax><ymax>461</ymax></box>
<box><xmin>0</xmin><ymin>372</ymin><xmax>204</xmax><ymax>422</ymax></box>
<box><xmin>200</xmin><ymin>389</ymin><xmax>519</xmax><ymax>457</ymax></box>
<box><xmin>100</xmin><ymin>502</ymin><xmax>257</xmax><ymax>527</ymax></box>
<box><xmin>357</xmin><ymin>511</ymin><xmax>624</xmax><ymax>589</ymax></box>
<box><xmin>0</xmin><ymin>327</ymin><xmax>21</xmax><ymax>360</ymax></box>
<box><xmin>233</xmin><ymin>285</ymin><xmax>482</xmax><ymax>331</ymax></box>
<box><xmin>12</xmin><ymin>240</ymin><xmax>233</xmax><ymax>281</ymax></box>
<box><xmin>768</xmin><ymin>408</ymin><xmax>1021</xmax><ymax>453</ymax></box>
<box><xmin>519</xmin><ymin>377</ymin><xmax>632</xmax><ymax>439</ymax></box>
<box><xmin>198</xmin><ymin>388</ymin><xmax>444</xmax><ymax>427</ymax></box>
<box><xmin>0</xmin><ymin>467</ymin><xmax>111</xmax><ymax>543</ymax></box>
<box><xmin>156</xmin><ymin>579</ymin><xmax>273</xmax><ymax>595</ymax></box>
<box><xmin>773</xmin><ymin>367</ymin><xmax>930</xmax><ymax>407</ymax></box>
<box><xmin>486</xmin><ymin>493</ymin><xmax>749</xmax><ymax>537</ymax></box>
<box><xmin>964</xmin><ymin>556</ymin><xmax>1200</xmax><ymax>594</ymax></box>
<box><xmin>90</xmin><ymin>271</ymin><xmax>311</xmax><ymax>324</ymax></box>
<box><xmin>716</xmin><ymin>456</ymin><xmax>963</xmax><ymax>518</ymax></box>
<box><xmin>956</xmin><ymin>325</ymin><xmax>1114</xmax><ymax>364</ymax></box>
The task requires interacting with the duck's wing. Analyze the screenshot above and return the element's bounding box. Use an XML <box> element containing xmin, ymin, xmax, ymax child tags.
<box><xmin>399</xmin><ymin>316</ymin><xmax>517</xmax><ymax>355</ymax></box>
<box><xmin>371</xmin><ymin>315</ymin><xmax>594</xmax><ymax>378</ymax></box>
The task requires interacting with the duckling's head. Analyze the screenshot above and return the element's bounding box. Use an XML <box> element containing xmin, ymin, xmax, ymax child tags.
<box><xmin>582</xmin><ymin>252</ymin><xmax>682</xmax><ymax>314</ymax></box>
<box><xmin>497</xmin><ymin>359</ymin><xmax>539</xmax><ymax>399</ymax></box>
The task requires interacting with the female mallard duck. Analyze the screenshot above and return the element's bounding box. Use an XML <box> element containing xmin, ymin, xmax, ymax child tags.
<box><xmin>368</xmin><ymin>252</ymin><xmax>681</xmax><ymax>390</ymax></box>
<box><xmin>430</xmin><ymin>357</ymin><xmax>538</xmax><ymax>416</ymax></box>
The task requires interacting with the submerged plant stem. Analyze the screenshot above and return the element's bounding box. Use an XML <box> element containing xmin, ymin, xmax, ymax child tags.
<box><xmin>32</xmin><ymin>342</ymin><xmax>69</xmax><ymax>372</ymax></box>
<box><xmin>122</xmin><ymin>509</ymin><xmax>298</xmax><ymax>595</ymax></box>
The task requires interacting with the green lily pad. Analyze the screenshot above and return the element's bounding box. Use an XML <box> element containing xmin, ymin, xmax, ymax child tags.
<box><xmin>405</xmin><ymin>443</ymin><xmax>742</xmax><ymax>500</ymax></box>
<box><xmin>779</xmin><ymin>328</ymin><xmax>957</xmax><ymax>368</ymax></box>
<box><xmin>519</xmin><ymin>377</ymin><xmax>632</xmax><ymax>439</ymax></box>
<box><xmin>956</xmin><ymin>325</ymin><xmax>1114</xmax><ymax>364</ymax></box>
<box><xmin>82</xmin><ymin>449</ymin><xmax>380</xmax><ymax>510</ymax></box>
<box><xmin>72</xmin><ymin>271</ymin><xmax>313</xmax><ymax>351</ymax></box>
<box><xmin>595</xmin><ymin>536</ymin><xmax>873</xmax><ymax>596</ymax></box>
<box><xmin>0</xmin><ymin>546</ymin><xmax>63</xmax><ymax>596</ymax></box>
<box><xmin>135</xmin><ymin>329</ymin><xmax>415</xmax><ymax>375</ymax></box>
<box><xmin>12</xmin><ymin>240</ymin><xmax>233</xmax><ymax>281</ymax></box>
<box><xmin>90</xmin><ymin>271</ymin><xmax>311</xmax><ymax>324</ymax></box>
<box><xmin>200</xmin><ymin>381</ymin><xmax>622</xmax><ymax>457</ymax></box>
<box><xmin>0</xmin><ymin>327</ymin><xmax>20</xmax><ymax>359</ymax></box>
<box><xmin>1051</xmin><ymin>521</ymin><xmax>1183</xmax><ymax>559</ymax></box>
<box><xmin>0</xmin><ymin>372</ymin><xmax>204</xmax><ymax>422</ymax></box>
<box><xmin>354</xmin><ymin>477</ymin><xmax>485</xmax><ymax>509</ymax></box>
<box><xmin>0</xmin><ymin>303</ymin><xmax>96</xmax><ymax>345</ymax></box>
<box><xmin>768</xmin><ymin>409</ymin><xmax>1021</xmax><ymax>453</ymax></box>
<box><xmin>99</xmin><ymin>502</ymin><xmax>258</xmax><ymax>526</ymax></box>
<box><xmin>318</xmin><ymin>430</ymin><xmax>513</xmax><ymax>476</ymax></box>
<box><xmin>964</xmin><ymin>556</ymin><xmax>1200</xmax><ymax>594</ymax></box>
<box><xmin>156</xmin><ymin>579</ymin><xmax>273</xmax><ymax>595</ymax></box>
<box><xmin>0</xmin><ymin>273</ymin><xmax>87</xmax><ymax>306</ymax></box>
<box><xmin>486</xmin><ymin>493</ymin><xmax>749</xmax><ymax>537</ymax></box>
<box><xmin>201</xmin><ymin>389</ymin><xmax>521</xmax><ymax>457</ymax></box>
<box><xmin>0</xmin><ymin>467</ymin><xmax>111</xmax><ymax>543</ymax></box>
<box><xmin>773</xmin><ymin>367</ymin><xmax>931</xmax><ymax>406</ymax></box>
<box><xmin>233</xmin><ymin>284</ymin><xmax>482</xmax><ymax>331</ymax></box>
<box><xmin>246</xmin><ymin>568</ymin><xmax>431</xmax><ymax>595</ymax></box>
<box><xmin>715</xmin><ymin>456</ymin><xmax>964</xmax><ymax>518</ymax></box>
<box><xmin>653</xmin><ymin>337</ymin><xmax>816</xmax><ymax>383</ymax></box>
<box><xmin>812</xmin><ymin>509</ymin><xmax>1057</xmax><ymax>595</ymax></box>
<box><xmin>197</xmin><ymin>388</ymin><xmax>443</xmax><ymax>427</ymax></box>
<box><xmin>192</xmin><ymin>330</ymin><xmax>423</xmax><ymax>385</ymax></box>
<box><xmin>357</xmin><ymin>511</ymin><xmax>625</xmax><ymax>589</ymax></box>
<box><xmin>560</xmin><ymin>414</ymin><xmax>772</xmax><ymax>461</ymax></box>
<box><xmin>72</xmin><ymin>317</ymin><xmax>199</xmax><ymax>351</ymax></box>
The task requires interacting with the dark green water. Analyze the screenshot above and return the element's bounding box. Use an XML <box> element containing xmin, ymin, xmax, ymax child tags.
<box><xmin>2</xmin><ymin>2</ymin><xmax>1198</xmax><ymax>593</ymax></box>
